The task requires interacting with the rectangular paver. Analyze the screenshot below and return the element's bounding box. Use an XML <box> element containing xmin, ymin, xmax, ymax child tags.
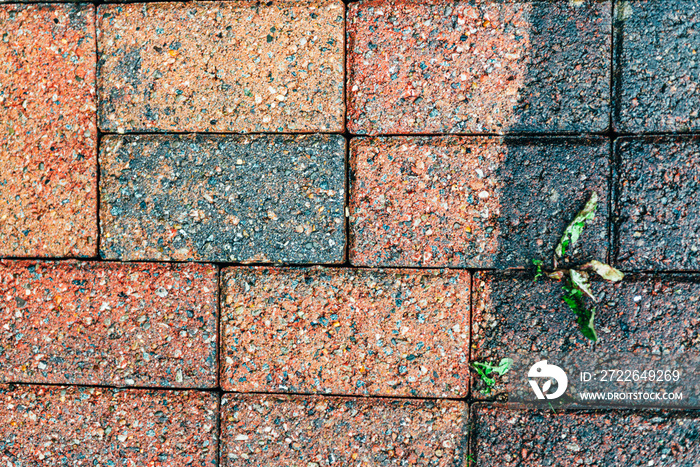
<box><xmin>616</xmin><ymin>137</ymin><xmax>700</xmax><ymax>271</ymax></box>
<box><xmin>221</xmin><ymin>394</ymin><xmax>468</xmax><ymax>466</ymax></box>
<box><xmin>100</xmin><ymin>134</ymin><xmax>346</xmax><ymax>263</ymax></box>
<box><xmin>473</xmin><ymin>405</ymin><xmax>699</xmax><ymax>466</ymax></box>
<box><xmin>347</xmin><ymin>0</ymin><xmax>611</xmax><ymax>135</ymax></box>
<box><xmin>0</xmin><ymin>385</ymin><xmax>218</xmax><ymax>466</ymax></box>
<box><xmin>0</xmin><ymin>4</ymin><xmax>97</xmax><ymax>257</ymax></box>
<box><xmin>472</xmin><ymin>272</ymin><xmax>700</xmax><ymax>395</ymax></box>
<box><xmin>221</xmin><ymin>267</ymin><xmax>470</xmax><ymax>397</ymax></box>
<box><xmin>97</xmin><ymin>1</ymin><xmax>344</xmax><ymax>133</ymax></box>
<box><xmin>349</xmin><ymin>137</ymin><xmax>610</xmax><ymax>268</ymax></box>
<box><xmin>0</xmin><ymin>261</ymin><xmax>218</xmax><ymax>387</ymax></box>
<box><xmin>615</xmin><ymin>0</ymin><xmax>700</xmax><ymax>133</ymax></box>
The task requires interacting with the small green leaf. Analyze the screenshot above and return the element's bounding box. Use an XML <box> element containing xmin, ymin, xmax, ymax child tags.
<box><xmin>555</xmin><ymin>192</ymin><xmax>598</xmax><ymax>258</ymax></box>
<box><xmin>472</xmin><ymin>358</ymin><xmax>514</xmax><ymax>390</ymax></box>
<box><xmin>562</xmin><ymin>281</ymin><xmax>598</xmax><ymax>342</ymax></box>
<box><xmin>582</xmin><ymin>260</ymin><xmax>625</xmax><ymax>282</ymax></box>
<box><xmin>532</xmin><ymin>259</ymin><xmax>544</xmax><ymax>282</ymax></box>
<box><xmin>570</xmin><ymin>269</ymin><xmax>596</xmax><ymax>301</ymax></box>
<box><xmin>493</xmin><ymin>357</ymin><xmax>513</xmax><ymax>376</ymax></box>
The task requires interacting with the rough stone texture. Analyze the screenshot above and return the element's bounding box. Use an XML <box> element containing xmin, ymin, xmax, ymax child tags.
<box><xmin>0</xmin><ymin>385</ymin><xmax>218</xmax><ymax>466</ymax></box>
<box><xmin>100</xmin><ymin>134</ymin><xmax>346</xmax><ymax>263</ymax></box>
<box><xmin>221</xmin><ymin>267</ymin><xmax>470</xmax><ymax>397</ymax></box>
<box><xmin>0</xmin><ymin>4</ymin><xmax>97</xmax><ymax>257</ymax></box>
<box><xmin>615</xmin><ymin>0</ymin><xmax>700</xmax><ymax>133</ymax></box>
<box><xmin>347</xmin><ymin>0</ymin><xmax>611</xmax><ymax>135</ymax></box>
<box><xmin>97</xmin><ymin>1</ymin><xmax>344</xmax><ymax>133</ymax></box>
<box><xmin>617</xmin><ymin>137</ymin><xmax>700</xmax><ymax>271</ymax></box>
<box><xmin>473</xmin><ymin>405</ymin><xmax>700</xmax><ymax>467</ymax></box>
<box><xmin>471</xmin><ymin>272</ymin><xmax>700</xmax><ymax>395</ymax></box>
<box><xmin>0</xmin><ymin>261</ymin><xmax>218</xmax><ymax>388</ymax></box>
<box><xmin>349</xmin><ymin>137</ymin><xmax>609</xmax><ymax>268</ymax></box>
<box><xmin>221</xmin><ymin>394</ymin><xmax>468</xmax><ymax>466</ymax></box>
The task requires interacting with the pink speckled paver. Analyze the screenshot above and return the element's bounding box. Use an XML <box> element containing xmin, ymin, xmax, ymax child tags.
<box><xmin>0</xmin><ymin>4</ymin><xmax>97</xmax><ymax>257</ymax></box>
<box><xmin>349</xmin><ymin>136</ymin><xmax>610</xmax><ymax>268</ymax></box>
<box><xmin>221</xmin><ymin>394</ymin><xmax>468</xmax><ymax>466</ymax></box>
<box><xmin>0</xmin><ymin>261</ymin><xmax>218</xmax><ymax>387</ymax></box>
<box><xmin>97</xmin><ymin>1</ymin><xmax>345</xmax><ymax>133</ymax></box>
<box><xmin>221</xmin><ymin>267</ymin><xmax>470</xmax><ymax>397</ymax></box>
<box><xmin>347</xmin><ymin>0</ymin><xmax>611</xmax><ymax>134</ymax></box>
<box><xmin>473</xmin><ymin>405</ymin><xmax>699</xmax><ymax>466</ymax></box>
<box><xmin>0</xmin><ymin>385</ymin><xmax>218</xmax><ymax>466</ymax></box>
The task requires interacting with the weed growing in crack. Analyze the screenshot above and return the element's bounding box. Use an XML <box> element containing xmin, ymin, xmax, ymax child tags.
<box><xmin>471</xmin><ymin>358</ymin><xmax>513</xmax><ymax>394</ymax></box>
<box><xmin>532</xmin><ymin>192</ymin><xmax>624</xmax><ymax>342</ymax></box>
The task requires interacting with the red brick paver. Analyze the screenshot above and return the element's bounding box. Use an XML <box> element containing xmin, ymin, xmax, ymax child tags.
<box><xmin>617</xmin><ymin>137</ymin><xmax>700</xmax><ymax>271</ymax></box>
<box><xmin>221</xmin><ymin>267</ymin><xmax>470</xmax><ymax>397</ymax></box>
<box><xmin>0</xmin><ymin>261</ymin><xmax>218</xmax><ymax>387</ymax></box>
<box><xmin>0</xmin><ymin>385</ymin><xmax>218</xmax><ymax>466</ymax></box>
<box><xmin>221</xmin><ymin>394</ymin><xmax>468</xmax><ymax>466</ymax></box>
<box><xmin>615</xmin><ymin>0</ymin><xmax>700</xmax><ymax>133</ymax></box>
<box><xmin>473</xmin><ymin>405</ymin><xmax>700</xmax><ymax>466</ymax></box>
<box><xmin>471</xmin><ymin>272</ymin><xmax>700</xmax><ymax>395</ymax></box>
<box><xmin>349</xmin><ymin>137</ymin><xmax>609</xmax><ymax>268</ymax></box>
<box><xmin>97</xmin><ymin>1</ymin><xmax>345</xmax><ymax>133</ymax></box>
<box><xmin>0</xmin><ymin>4</ymin><xmax>97</xmax><ymax>257</ymax></box>
<box><xmin>99</xmin><ymin>134</ymin><xmax>346</xmax><ymax>263</ymax></box>
<box><xmin>347</xmin><ymin>0</ymin><xmax>611</xmax><ymax>135</ymax></box>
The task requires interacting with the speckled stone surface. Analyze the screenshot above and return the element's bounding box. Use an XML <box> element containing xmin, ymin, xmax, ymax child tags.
<box><xmin>221</xmin><ymin>394</ymin><xmax>468</xmax><ymax>466</ymax></box>
<box><xmin>615</xmin><ymin>0</ymin><xmax>700</xmax><ymax>133</ymax></box>
<box><xmin>221</xmin><ymin>267</ymin><xmax>470</xmax><ymax>397</ymax></box>
<box><xmin>471</xmin><ymin>272</ymin><xmax>700</xmax><ymax>396</ymax></box>
<box><xmin>347</xmin><ymin>0</ymin><xmax>611</xmax><ymax>135</ymax></box>
<box><xmin>349</xmin><ymin>137</ymin><xmax>609</xmax><ymax>268</ymax></box>
<box><xmin>0</xmin><ymin>261</ymin><xmax>218</xmax><ymax>387</ymax></box>
<box><xmin>617</xmin><ymin>137</ymin><xmax>700</xmax><ymax>271</ymax></box>
<box><xmin>97</xmin><ymin>1</ymin><xmax>344</xmax><ymax>133</ymax></box>
<box><xmin>473</xmin><ymin>405</ymin><xmax>700</xmax><ymax>466</ymax></box>
<box><xmin>0</xmin><ymin>4</ymin><xmax>97</xmax><ymax>257</ymax></box>
<box><xmin>0</xmin><ymin>385</ymin><xmax>218</xmax><ymax>466</ymax></box>
<box><xmin>100</xmin><ymin>134</ymin><xmax>346</xmax><ymax>263</ymax></box>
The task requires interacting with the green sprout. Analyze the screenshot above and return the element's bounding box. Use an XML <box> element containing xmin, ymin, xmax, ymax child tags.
<box><xmin>532</xmin><ymin>259</ymin><xmax>544</xmax><ymax>282</ymax></box>
<box><xmin>472</xmin><ymin>358</ymin><xmax>513</xmax><ymax>394</ymax></box>
<box><xmin>531</xmin><ymin>192</ymin><xmax>624</xmax><ymax>342</ymax></box>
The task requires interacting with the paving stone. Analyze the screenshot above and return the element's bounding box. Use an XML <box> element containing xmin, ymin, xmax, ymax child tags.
<box><xmin>0</xmin><ymin>385</ymin><xmax>218</xmax><ymax>466</ymax></box>
<box><xmin>221</xmin><ymin>267</ymin><xmax>470</xmax><ymax>397</ymax></box>
<box><xmin>471</xmin><ymin>272</ymin><xmax>700</xmax><ymax>395</ymax></box>
<box><xmin>347</xmin><ymin>0</ymin><xmax>611</xmax><ymax>135</ymax></box>
<box><xmin>0</xmin><ymin>4</ymin><xmax>97</xmax><ymax>257</ymax></box>
<box><xmin>617</xmin><ymin>137</ymin><xmax>700</xmax><ymax>271</ymax></box>
<box><xmin>100</xmin><ymin>134</ymin><xmax>346</xmax><ymax>263</ymax></box>
<box><xmin>473</xmin><ymin>405</ymin><xmax>700</xmax><ymax>466</ymax></box>
<box><xmin>221</xmin><ymin>394</ymin><xmax>468</xmax><ymax>466</ymax></box>
<box><xmin>615</xmin><ymin>0</ymin><xmax>700</xmax><ymax>133</ymax></box>
<box><xmin>97</xmin><ymin>1</ymin><xmax>344</xmax><ymax>133</ymax></box>
<box><xmin>349</xmin><ymin>137</ymin><xmax>609</xmax><ymax>268</ymax></box>
<box><xmin>0</xmin><ymin>261</ymin><xmax>218</xmax><ymax>387</ymax></box>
